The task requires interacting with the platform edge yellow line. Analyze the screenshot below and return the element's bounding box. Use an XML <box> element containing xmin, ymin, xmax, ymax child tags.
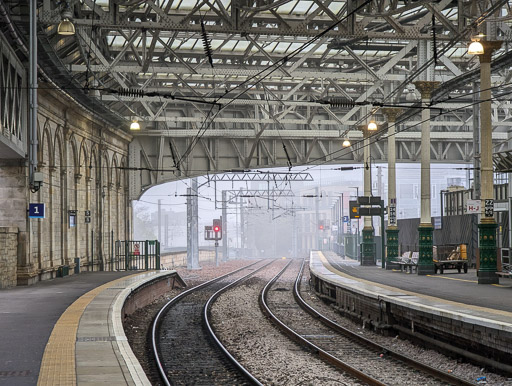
<box><xmin>37</xmin><ymin>273</ymin><xmax>141</xmax><ymax>386</ymax></box>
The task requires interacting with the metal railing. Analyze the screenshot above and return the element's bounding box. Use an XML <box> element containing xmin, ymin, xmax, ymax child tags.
<box><xmin>115</xmin><ymin>240</ymin><xmax>161</xmax><ymax>270</ymax></box>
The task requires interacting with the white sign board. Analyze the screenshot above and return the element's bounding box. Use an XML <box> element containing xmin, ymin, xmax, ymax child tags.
<box><xmin>466</xmin><ymin>199</ymin><xmax>481</xmax><ymax>214</ymax></box>
<box><xmin>485</xmin><ymin>199</ymin><xmax>494</xmax><ymax>217</ymax></box>
<box><xmin>389</xmin><ymin>204</ymin><xmax>397</xmax><ymax>225</ymax></box>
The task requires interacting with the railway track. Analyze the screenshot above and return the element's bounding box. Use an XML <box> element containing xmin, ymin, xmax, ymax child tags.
<box><xmin>261</xmin><ymin>258</ymin><xmax>474</xmax><ymax>386</ymax></box>
<box><xmin>152</xmin><ymin>259</ymin><xmax>269</xmax><ymax>386</ymax></box>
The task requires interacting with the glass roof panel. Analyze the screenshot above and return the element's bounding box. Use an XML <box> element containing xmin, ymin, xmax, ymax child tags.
<box><xmin>328</xmin><ymin>2</ymin><xmax>344</xmax><ymax>14</ymax></box>
<box><xmin>293</xmin><ymin>1</ymin><xmax>313</xmax><ymax>15</ymax></box>
<box><xmin>276</xmin><ymin>1</ymin><xmax>298</xmax><ymax>14</ymax></box>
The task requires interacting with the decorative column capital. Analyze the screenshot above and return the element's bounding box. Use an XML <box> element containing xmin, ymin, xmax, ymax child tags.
<box><xmin>74</xmin><ymin>173</ymin><xmax>82</xmax><ymax>183</ymax></box>
<box><xmin>412</xmin><ymin>81</ymin><xmax>440</xmax><ymax>99</ymax></box>
<box><xmin>381</xmin><ymin>107</ymin><xmax>402</xmax><ymax>122</ymax></box>
<box><xmin>357</xmin><ymin>125</ymin><xmax>371</xmax><ymax>138</ymax></box>
<box><xmin>478</xmin><ymin>41</ymin><xmax>502</xmax><ymax>63</ymax></box>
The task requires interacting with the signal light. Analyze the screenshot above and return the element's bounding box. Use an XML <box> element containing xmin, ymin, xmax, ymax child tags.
<box><xmin>212</xmin><ymin>218</ymin><xmax>222</xmax><ymax>240</ymax></box>
<box><xmin>319</xmin><ymin>220</ymin><xmax>324</xmax><ymax>230</ymax></box>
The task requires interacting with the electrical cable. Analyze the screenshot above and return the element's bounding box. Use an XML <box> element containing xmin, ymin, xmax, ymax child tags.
<box><xmin>174</xmin><ymin>0</ymin><xmax>375</xmax><ymax>165</ymax></box>
<box><xmin>299</xmin><ymin>88</ymin><xmax>512</xmax><ymax>172</ymax></box>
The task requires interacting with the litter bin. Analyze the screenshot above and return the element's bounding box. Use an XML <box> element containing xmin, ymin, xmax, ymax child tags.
<box><xmin>57</xmin><ymin>265</ymin><xmax>69</xmax><ymax>277</ymax></box>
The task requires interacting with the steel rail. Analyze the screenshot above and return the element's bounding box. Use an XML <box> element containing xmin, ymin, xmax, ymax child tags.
<box><xmin>151</xmin><ymin>259</ymin><xmax>262</xmax><ymax>386</ymax></box>
<box><xmin>294</xmin><ymin>258</ymin><xmax>474</xmax><ymax>386</ymax></box>
<box><xmin>202</xmin><ymin>260</ymin><xmax>279</xmax><ymax>386</ymax></box>
<box><xmin>259</xmin><ymin>259</ymin><xmax>386</xmax><ymax>386</ymax></box>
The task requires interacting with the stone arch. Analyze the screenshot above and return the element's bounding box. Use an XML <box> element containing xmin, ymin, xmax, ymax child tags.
<box><xmin>89</xmin><ymin>146</ymin><xmax>99</xmax><ymax>270</ymax></box>
<box><xmin>53</xmin><ymin>125</ymin><xmax>64</xmax><ymax>168</ymax></box>
<box><xmin>101</xmin><ymin>150</ymin><xmax>111</xmax><ymax>264</ymax></box>
<box><xmin>39</xmin><ymin>120</ymin><xmax>53</xmax><ymax>271</ymax></box>
<box><xmin>111</xmin><ymin>154</ymin><xmax>119</xmax><ymax>188</ymax></box>
<box><xmin>76</xmin><ymin>138</ymin><xmax>89</xmax><ymax>266</ymax></box>
<box><xmin>40</xmin><ymin>120</ymin><xmax>53</xmax><ymax>168</ymax></box>
<box><xmin>53</xmin><ymin>130</ymin><xmax>64</xmax><ymax>266</ymax></box>
<box><xmin>66</xmin><ymin>134</ymin><xmax>79</xmax><ymax>265</ymax></box>
<box><xmin>79</xmin><ymin>139</ymin><xmax>89</xmax><ymax>172</ymax></box>
<box><xmin>110</xmin><ymin>154</ymin><xmax>120</xmax><ymax>262</ymax></box>
<box><xmin>35</xmin><ymin>116</ymin><xmax>46</xmax><ymax>164</ymax></box>
<box><xmin>68</xmin><ymin>134</ymin><xmax>80</xmax><ymax>176</ymax></box>
<box><xmin>119</xmin><ymin>156</ymin><xmax>128</xmax><ymax>241</ymax></box>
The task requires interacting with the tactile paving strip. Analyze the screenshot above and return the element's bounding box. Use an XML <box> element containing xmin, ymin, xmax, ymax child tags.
<box><xmin>37</xmin><ymin>274</ymin><xmax>141</xmax><ymax>386</ymax></box>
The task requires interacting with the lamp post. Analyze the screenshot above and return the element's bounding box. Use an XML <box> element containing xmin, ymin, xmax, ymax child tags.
<box><xmin>470</xmin><ymin>39</ymin><xmax>502</xmax><ymax>284</ymax></box>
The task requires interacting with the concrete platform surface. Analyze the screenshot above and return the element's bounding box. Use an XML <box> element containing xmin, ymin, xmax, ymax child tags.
<box><xmin>0</xmin><ymin>271</ymin><xmax>133</xmax><ymax>386</ymax></box>
<box><xmin>313</xmin><ymin>251</ymin><xmax>512</xmax><ymax>328</ymax></box>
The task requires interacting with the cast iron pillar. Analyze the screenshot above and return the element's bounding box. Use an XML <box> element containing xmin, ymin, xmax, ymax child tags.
<box><xmin>360</xmin><ymin>124</ymin><xmax>375</xmax><ymax>266</ymax></box>
<box><xmin>476</xmin><ymin>41</ymin><xmax>502</xmax><ymax>284</ymax></box>
<box><xmin>382</xmin><ymin>108</ymin><xmax>402</xmax><ymax>269</ymax></box>
<box><xmin>413</xmin><ymin>81</ymin><xmax>439</xmax><ymax>275</ymax></box>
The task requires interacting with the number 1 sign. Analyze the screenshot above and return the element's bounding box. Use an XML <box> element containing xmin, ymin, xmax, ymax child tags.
<box><xmin>29</xmin><ymin>203</ymin><xmax>45</xmax><ymax>219</ymax></box>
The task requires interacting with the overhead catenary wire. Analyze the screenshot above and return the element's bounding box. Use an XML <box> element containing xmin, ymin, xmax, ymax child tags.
<box><xmin>174</xmin><ymin>0</ymin><xmax>375</xmax><ymax>167</ymax></box>
<box><xmin>298</xmin><ymin>88</ymin><xmax>512</xmax><ymax>173</ymax></box>
<box><xmin>348</xmin><ymin>0</ymin><xmax>509</xmax><ymax>133</ymax></box>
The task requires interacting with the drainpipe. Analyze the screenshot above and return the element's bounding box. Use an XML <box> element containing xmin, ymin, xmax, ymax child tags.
<box><xmin>29</xmin><ymin>0</ymin><xmax>38</xmax><ymax>188</ymax></box>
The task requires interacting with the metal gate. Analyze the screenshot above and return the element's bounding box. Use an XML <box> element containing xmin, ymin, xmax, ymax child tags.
<box><xmin>115</xmin><ymin>240</ymin><xmax>161</xmax><ymax>270</ymax></box>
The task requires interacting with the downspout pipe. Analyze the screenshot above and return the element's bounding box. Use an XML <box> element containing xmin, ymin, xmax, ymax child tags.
<box><xmin>29</xmin><ymin>0</ymin><xmax>38</xmax><ymax>188</ymax></box>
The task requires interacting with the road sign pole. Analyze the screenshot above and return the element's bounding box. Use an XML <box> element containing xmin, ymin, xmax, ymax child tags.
<box><xmin>215</xmin><ymin>241</ymin><xmax>219</xmax><ymax>267</ymax></box>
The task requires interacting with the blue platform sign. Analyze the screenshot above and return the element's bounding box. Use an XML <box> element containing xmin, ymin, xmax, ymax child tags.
<box><xmin>29</xmin><ymin>203</ymin><xmax>45</xmax><ymax>219</ymax></box>
<box><xmin>343</xmin><ymin>216</ymin><xmax>350</xmax><ymax>222</ymax></box>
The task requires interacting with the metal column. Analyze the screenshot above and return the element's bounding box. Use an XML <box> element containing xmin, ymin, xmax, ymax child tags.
<box><xmin>191</xmin><ymin>178</ymin><xmax>199</xmax><ymax>268</ymax></box>
<box><xmin>239</xmin><ymin>188</ymin><xmax>245</xmax><ymax>259</ymax></box>
<box><xmin>382</xmin><ymin>108</ymin><xmax>402</xmax><ymax>269</ymax></box>
<box><xmin>222</xmin><ymin>190</ymin><xmax>228</xmax><ymax>261</ymax></box>
<box><xmin>413</xmin><ymin>80</ymin><xmax>439</xmax><ymax>275</ymax></box>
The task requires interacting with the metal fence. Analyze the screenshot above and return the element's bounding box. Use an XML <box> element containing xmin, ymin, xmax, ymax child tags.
<box><xmin>115</xmin><ymin>240</ymin><xmax>161</xmax><ymax>270</ymax></box>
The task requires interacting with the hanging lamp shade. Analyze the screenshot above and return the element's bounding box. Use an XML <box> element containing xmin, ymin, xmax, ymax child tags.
<box><xmin>342</xmin><ymin>139</ymin><xmax>351</xmax><ymax>147</ymax></box>
<box><xmin>468</xmin><ymin>41</ymin><xmax>484</xmax><ymax>55</ymax></box>
<box><xmin>130</xmin><ymin>120</ymin><xmax>140</xmax><ymax>130</ymax></box>
<box><xmin>367</xmin><ymin>121</ymin><xmax>378</xmax><ymax>131</ymax></box>
<box><xmin>58</xmin><ymin>19</ymin><xmax>75</xmax><ymax>35</ymax></box>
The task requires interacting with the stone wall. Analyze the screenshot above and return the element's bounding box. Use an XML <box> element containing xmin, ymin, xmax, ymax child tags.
<box><xmin>310</xmin><ymin>271</ymin><xmax>512</xmax><ymax>372</ymax></box>
<box><xmin>160</xmin><ymin>249</ymin><xmax>217</xmax><ymax>268</ymax></box>
<box><xmin>0</xmin><ymin>86</ymin><xmax>133</xmax><ymax>286</ymax></box>
<box><xmin>0</xmin><ymin>227</ymin><xmax>18</xmax><ymax>288</ymax></box>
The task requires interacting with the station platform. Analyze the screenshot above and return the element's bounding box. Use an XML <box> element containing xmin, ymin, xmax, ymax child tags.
<box><xmin>319</xmin><ymin>251</ymin><xmax>512</xmax><ymax>316</ymax></box>
<box><xmin>309</xmin><ymin>251</ymin><xmax>512</xmax><ymax>373</ymax></box>
<box><xmin>0</xmin><ymin>270</ymin><xmax>175</xmax><ymax>386</ymax></box>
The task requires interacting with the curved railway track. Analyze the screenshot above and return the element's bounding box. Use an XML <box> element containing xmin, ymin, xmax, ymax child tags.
<box><xmin>260</xmin><ymin>258</ymin><xmax>474</xmax><ymax>386</ymax></box>
<box><xmin>152</xmin><ymin>260</ymin><xmax>269</xmax><ymax>385</ymax></box>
